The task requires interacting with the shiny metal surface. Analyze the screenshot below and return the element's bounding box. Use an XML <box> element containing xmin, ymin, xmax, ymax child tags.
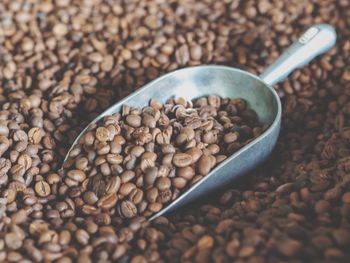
<box><xmin>260</xmin><ymin>24</ymin><xmax>336</xmax><ymax>86</ymax></box>
<box><xmin>63</xmin><ymin>24</ymin><xmax>336</xmax><ymax>221</ymax></box>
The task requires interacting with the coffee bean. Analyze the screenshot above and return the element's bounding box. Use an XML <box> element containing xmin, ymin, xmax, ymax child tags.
<box><xmin>173</xmin><ymin>153</ymin><xmax>193</xmax><ymax>168</ymax></box>
<box><xmin>198</xmin><ymin>155</ymin><xmax>213</xmax><ymax>175</ymax></box>
<box><xmin>5</xmin><ymin>232</ymin><xmax>22</xmax><ymax>250</ymax></box>
<box><xmin>35</xmin><ymin>181</ymin><xmax>51</xmax><ymax>197</ymax></box>
<box><xmin>126</xmin><ymin>114</ymin><xmax>142</xmax><ymax>128</ymax></box>
<box><xmin>76</xmin><ymin>229</ymin><xmax>90</xmax><ymax>246</ymax></box>
<box><xmin>223</xmin><ymin>132</ymin><xmax>239</xmax><ymax>144</ymax></box>
<box><xmin>156</xmin><ymin>177</ymin><xmax>171</xmax><ymax>191</ymax></box>
<box><xmin>96</xmin><ymin>127</ymin><xmax>110</xmax><ymax>142</ymax></box>
<box><xmin>145</xmin><ymin>167</ymin><xmax>158</xmax><ymax>185</ymax></box>
<box><xmin>83</xmin><ymin>191</ymin><xmax>98</xmax><ymax>205</ymax></box>
<box><xmin>67</xmin><ymin>170</ymin><xmax>86</xmax><ymax>182</ymax></box>
<box><xmin>28</xmin><ymin>127</ymin><xmax>44</xmax><ymax>144</ymax></box>
<box><xmin>106</xmin><ymin>176</ymin><xmax>121</xmax><ymax>194</ymax></box>
<box><xmin>120</xmin><ymin>200</ymin><xmax>137</xmax><ymax>218</ymax></box>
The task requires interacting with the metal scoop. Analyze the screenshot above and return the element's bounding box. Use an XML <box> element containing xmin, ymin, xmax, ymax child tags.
<box><xmin>64</xmin><ymin>24</ymin><xmax>336</xmax><ymax>220</ymax></box>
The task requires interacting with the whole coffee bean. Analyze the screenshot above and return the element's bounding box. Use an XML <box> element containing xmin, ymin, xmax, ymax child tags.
<box><xmin>156</xmin><ymin>177</ymin><xmax>171</xmax><ymax>191</ymax></box>
<box><xmin>186</xmin><ymin>147</ymin><xmax>203</xmax><ymax>164</ymax></box>
<box><xmin>35</xmin><ymin>181</ymin><xmax>51</xmax><ymax>197</ymax></box>
<box><xmin>126</xmin><ymin>114</ymin><xmax>141</xmax><ymax>127</ymax></box>
<box><xmin>223</xmin><ymin>132</ymin><xmax>239</xmax><ymax>144</ymax></box>
<box><xmin>146</xmin><ymin>187</ymin><xmax>159</xmax><ymax>203</ymax></box>
<box><xmin>178</xmin><ymin>166</ymin><xmax>195</xmax><ymax>180</ymax></box>
<box><xmin>106</xmin><ymin>176</ymin><xmax>121</xmax><ymax>194</ymax></box>
<box><xmin>5</xmin><ymin>232</ymin><xmax>22</xmax><ymax>250</ymax></box>
<box><xmin>172</xmin><ymin>177</ymin><xmax>187</xmax><ymax>189</ymax></box>
<box><xmin>148</xmin><ymin>202</ymin><xmax>162</xmax><ymax>213</ymax></box>
<box><xmin>75</xmin><ymin>157</ymin><xmax>89</xmax><ymax>170</ymax></box>
<box><xmin>83</xmin><ymin>191</ymin><xmax>98</xmax><ymax>205</ymax></box>
<box><xmin>76</xmin><ymin>229</ymin><xmax>90</xmax><ymax>246</ymax></box>
<box><xmin>59</xmin><ymin>230</ymin><xmax>71</xmax><ymax>246</ymax></box>
<box><xmin>202</xmin><ymin>130</ymin><xmax>218</xmax><ymax>144</ymax></box>
<box><xmin>145</xmin><ymin>167</ymin><xmax>158</xmax><ymax>185</ymax></box>
<box><xmin>67</xmin><ymin>170</ymin><xmax>86</xmax><ymax>182</ymax></box>
<box><xmin>28</xmin><ymin>127</ymin><xmax>44</xmax><ymax>144</ymax></box>
<box><xmin>173</xmin><ymin>153</ymin><xmax>192</xmax><ymax>167</ymax></box>
<box><xmin>198</xmin><ymin>155</ymin><xmax>213</xmax><ymax>175</ymax></box>
<box><xmin>120</xmin><ymin>200</ymin><xmax>137</xmax><ymax>218</ymax></box>
<box><xmin>129</xmin><ymin>189</ymin><xmax>144</xmax><ymax>204</ymax></box>
<box><xmin>98</xmin><ymin>193</ymin><xmax>118</xmax><ymax>210</ymax></box>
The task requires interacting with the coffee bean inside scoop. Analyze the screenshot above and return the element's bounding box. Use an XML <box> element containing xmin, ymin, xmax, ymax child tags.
<box><xmin>62</xmin><ymin>96</ymin><xmax>267</xmax><ymax>219</ymax></box>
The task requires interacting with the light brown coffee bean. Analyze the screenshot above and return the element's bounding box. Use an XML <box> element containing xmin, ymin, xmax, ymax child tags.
<box><xmin>98</xmin><ymin>193</ymin><xmax>118</xmax><ymax>210</ymax></box>
<box><xmin>145</xmin><ymin>167</ymin><xmax>158</xmax><ymax>185</ymax></box>
<box><xmin>5</xmin><ymin>232</ymin><xmax>22</xmax><ymax>250</ymax></box>
<box><xmin>224</xmin><ymin>132</ymin><xmax>239</xmax><ymax>143</ymax></box>
<box><xmin>178</xmin><ymin>166</ymin><xmax>195</xmax><ymax>180</ymax></box>
<box><xmin>76</xmin><ymin>229</ymin><xmax>90</xmax><ymax>246</ymax></box>
<box><xmin>75</xmin><ymin>157</ymin><xmax>89</xmax><ymax>170</ymax></box>
<box><xmin>67</xmin><ymin>170</ymin><xmax>86</xmax><ymax>182</ymax></box>
<box><xmin>186</xmin><ymin>148</ymin><xmax>203</xmax><ymax>164</ymax></box>
<box><xmin>96</xmin><ymin>127</ymin><xmax>110</xmax><ymax>142</ymax></box>
<box><xmin>106</xmin><ymin>153</ymin><xmax>123</xmax><ymax>164</ymax></box>
<box><xmin>146</xmin><ymin>187</ymin><xmax>159</xmax><ymax>203</ymax></box>
<box><xmin>156</xmin><ymin>177</ymin><xmax>171</xmax><ymax>191</ymax></box>
<box><xmin>104</xmin><ymin>176</ymin><xmax>120</xmax><ymax>195</ymax></box>
<box><xmin>28</xmin><ymin>127</ymin><xmax>44</xmax><ymax>144</ymax></box>
<box><xmin>126</xmin><ymin>114</ymin><xmax>141</xmax><ymax>127</ymax></box>
<box><xmin>173</xmin><ymin>153</ymin><xmax>192</xmax><ymax>167</ymax></box>
<box><xmin>119</xmin><ymin>183</ymin><xmax>136</xmax><ymax>196</ymax></box>
<box><xmin>35</xmin><ymin>181</ymin><xmax>51</xmax><ymax>197</ymax></box>
<box><xmin>172</xmin><ymin>177</ymin><xmax>187</xmax><ymax>189</ymax></box>
<box><xmin>198</xmin><ymin>155</ymin><xmax>212</xmax><ymax>175</ymax></box>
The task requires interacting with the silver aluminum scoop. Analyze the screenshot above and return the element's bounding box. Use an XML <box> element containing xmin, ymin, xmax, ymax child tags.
<box><xmin>63</xmin><ymin>24</ymin><xmax>336</xmax><ymax>221</ymax></box>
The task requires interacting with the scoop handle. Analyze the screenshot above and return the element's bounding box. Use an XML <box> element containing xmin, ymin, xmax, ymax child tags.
<box><xmin>260</xmin><ymin>24</ymin><xmax>336</xmax><ymax>86</ymax></box>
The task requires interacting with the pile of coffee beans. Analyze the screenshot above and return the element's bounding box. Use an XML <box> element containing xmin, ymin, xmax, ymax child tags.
<box><xmin>61</xmin><ymin>96</ymin><xmax>266</xmax><ymax>220</ymax></box>
<box><xmin>0</xmin><ymin>0</ymin><xmax>349</xmax><ymax>262</ymax></box>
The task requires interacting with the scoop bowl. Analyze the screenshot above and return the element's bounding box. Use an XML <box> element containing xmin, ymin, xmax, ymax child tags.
<box><xmin>63</xmin><ymin>24</ymin><xmax>336</xmax><ymax>220</ymax></box>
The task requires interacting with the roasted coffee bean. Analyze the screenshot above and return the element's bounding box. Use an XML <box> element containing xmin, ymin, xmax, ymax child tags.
<box><xmin>173</xmin><ymin>153</ymin><xmax>193</xmax><ymax>168</ymax></box>
<box><xmin>120</xmin><ymin>200</ymin><xmax>137</xmax><ymax>218</ymax></box>
<box><xmin>76</xmin><ymin>229</ymin><xmax>90</xmax><ymax>246</ymax></box>
<box><xmin>35</xmin><ymin>181</ymin><xmax>51</xmax><ymax>197</ymax></box>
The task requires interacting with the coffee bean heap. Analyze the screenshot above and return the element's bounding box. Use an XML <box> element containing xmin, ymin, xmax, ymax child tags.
<box><xmin>61</xmin><ymin>96</ymin><xmax>265</xmax><ymax>220</ymax></box>
<box><xmin>0</xmin><ymin>0</ymin><xmax>349</xmax><ymax>262</ymax></box>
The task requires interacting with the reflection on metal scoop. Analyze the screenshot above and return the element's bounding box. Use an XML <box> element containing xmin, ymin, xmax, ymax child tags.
<box><xmin>63</xmin><ymin>24</ymin><xmax>336</xmax><ymax>221</ymax></box>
